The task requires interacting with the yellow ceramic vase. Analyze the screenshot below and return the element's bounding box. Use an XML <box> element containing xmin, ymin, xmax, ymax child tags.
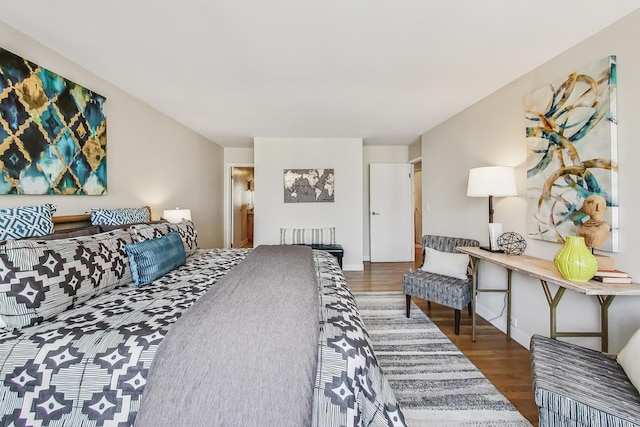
<box><xmin>553</xmin><ymin>236</ymin><xmax>598</xmax><ymax>282</ymax></box>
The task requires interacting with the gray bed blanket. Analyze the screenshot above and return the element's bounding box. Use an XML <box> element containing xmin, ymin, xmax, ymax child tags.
<box><xmin>135</xmin><ymin>245</ymin><xmax>319</xmax><ymax>426</ymax></box>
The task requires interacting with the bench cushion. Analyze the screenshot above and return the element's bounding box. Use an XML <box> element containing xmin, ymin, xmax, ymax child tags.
<box><xmin>530</xmin><ymin>334</ymin><xmax>640</xmax><ymax>427</ymax></box>
<box><xmin>402</xmin><ymin>270</ymin><xmax>472</xmax><ymax>310</ymax></box>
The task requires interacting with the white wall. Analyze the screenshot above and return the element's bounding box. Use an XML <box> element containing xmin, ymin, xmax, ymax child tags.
<box><xmin>253</xmin><ymin>138</ymin><xmax>364</xmax><ymax>270</ymax></box>
<box><xmin>422</xmin><ymin>9</ymin><xmax>640</xmax><ymax>352</ymax></box>
<box><xmin>0</xmin><ymin>22</ymin><xmax>224</xmax><ymax>248</ymax></box>
<box><xmin>224</xmin><ymin>148</ymin><xmax>254</xmax><ymax>165</ymax></box>
<box><xmin>362</xmin><ymin>146</ymin><xmax>409</xmax><ymax>260</ymax></box>
<box><xmin>408</xmin><ymin>138</ymin><xmax>422</xmax><ymax>162</ymax></box>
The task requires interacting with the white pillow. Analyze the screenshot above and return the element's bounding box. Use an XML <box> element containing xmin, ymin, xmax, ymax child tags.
<box><xmin>421</xmin><ymin>248</ymin><xmax>469</xmax><ymax>280</ymax></box>
<box><xmin>618</xmin><ymin>328</ymin><xmax>640</xmax><ymax>393</ymax></box>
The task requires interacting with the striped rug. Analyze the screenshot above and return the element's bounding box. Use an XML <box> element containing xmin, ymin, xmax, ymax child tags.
<box><xmin>353</xmin><ymin>291</ymin><xmax>532</xmax><ymax>426</ymax></box>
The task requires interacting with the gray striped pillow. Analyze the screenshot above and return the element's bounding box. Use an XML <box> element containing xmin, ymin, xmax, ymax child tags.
<box><xmin>280</xmin><ymin>227</ymin><xmax>335</xmax><ymax>245</ymax></box>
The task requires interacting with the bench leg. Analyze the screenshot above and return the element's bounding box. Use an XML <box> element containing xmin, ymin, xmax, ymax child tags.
<box><xmin>454</xmin><ymin>309</ymin><xmax>461</xmax><ymax>335</ymax></box>
<box><xmin>405</xmin><ymin>295</ymin><xmax>411</xmax><ymax>318</ymax></box>
<box><xmin>468</xmin><ymin>302</ymin><xmax>472</xmax><ymax>317</ymax></box>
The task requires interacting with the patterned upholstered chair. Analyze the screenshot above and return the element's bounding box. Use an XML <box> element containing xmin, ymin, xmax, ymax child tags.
<box><xmin>530</xmin><ymin>334</ymin><xmax>640</xmax><ymax>426</ymax></box>
<box><xmin>402</xmin><ymin>235</ymin><xmax>479</xmax><ymax>335</ymax></box>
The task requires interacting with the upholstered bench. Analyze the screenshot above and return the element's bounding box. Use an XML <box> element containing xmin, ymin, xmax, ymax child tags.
<box><xmin>530</xmin><ymin>334</ymin><xmax>640</xmax><ymax>426</ymax></box>
<box><xmin>281</xmin><ymin>227</ymin><xmax>343</xmax><ymax>268</ymax></box>
<box><xmin>303</xmin><ymin>244</ymin><xmax>343</xmax><ymax>268</ymax></box>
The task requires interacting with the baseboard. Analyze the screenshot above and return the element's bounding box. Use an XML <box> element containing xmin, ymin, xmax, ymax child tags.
<box><xmin>363</xmin><ymin>255</ymin><xmax>371</xmax><ymax>262</ymax></box>
<box><xmin>343</xmin><ymin>263</ymin><xmax>364</xmax><ymax>271</ymax></box>
<box><xmin>475</xmin><ymin>302</ymin><xmax>532</xmax><ymax>350</ymax></box>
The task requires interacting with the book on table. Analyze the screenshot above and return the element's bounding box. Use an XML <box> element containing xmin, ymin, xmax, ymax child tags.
<box><xmin>594</xmin><ymin>269</ymin><xmax>629</xmax><ymax>278</ymax></box>
<box><xmin>592</xmin><ymin>275</ymin><xmax>632</xmax><ymax>284</ymax></box>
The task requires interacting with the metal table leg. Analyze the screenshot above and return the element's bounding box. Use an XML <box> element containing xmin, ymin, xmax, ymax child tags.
<box><xmin>597</xmin><ymin>295</ymin><xmax>615</xmax><ymax>353</ymax></box>
<box><xmin>506</xmin><ymin>269</ymin><xmax>512</xmax><ymax>341</ymax></box>
<box><xmin>471</xmin><ymin>257</ymin><xmax>480</xmax><ymax>342</ymax></box>
<box><xmin>472</xmin><ymin>258</ymin><xmax>512</xmax><ymax>342</ymax></box>
<box><xmin>540</xmin><ymin>280</ymin><xmax>565</xmax><ymax>340</ymax></box>
<box><xmin>540</xmin><ymin>280</ymin><xmax>615</xmax><ymax>352</ymax></box>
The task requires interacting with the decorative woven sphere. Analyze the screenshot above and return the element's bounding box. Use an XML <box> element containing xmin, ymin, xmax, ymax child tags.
<box><xmin>497</xmin><ymin>232</ymin><xmax>526</xmax><ymax>256</ymax></box>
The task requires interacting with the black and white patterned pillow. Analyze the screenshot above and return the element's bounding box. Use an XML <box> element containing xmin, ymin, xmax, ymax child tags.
<box><xmin>0</xmin><ymin>229</ymin><xmax>134</xmax><ymax>329</ymax></box>
<box><xmin>129</xmin><ymin>220</ymin><xmax>198</xmax><ymax>256</ymax></box>
<box><xmin>90</xmin><ymin>207</ymin><xmax>150</xmax><ymax>225</ymax></box>
<box><xmin>0</xmin><ymin>204</ymin><xmax>57</xmax><ymax>240</ymax></box>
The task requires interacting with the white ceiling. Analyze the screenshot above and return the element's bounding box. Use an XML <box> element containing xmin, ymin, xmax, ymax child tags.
<box><xmin>2</xmin><ymin>1</ymin><xmax>639</xmax><ymax>147</ymax></box>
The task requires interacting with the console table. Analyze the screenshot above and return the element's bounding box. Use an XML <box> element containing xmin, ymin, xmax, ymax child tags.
<box><xmin>457</xmin><ymin>246</ymin><xmax>640</xmax><ymax>352</ymax></box>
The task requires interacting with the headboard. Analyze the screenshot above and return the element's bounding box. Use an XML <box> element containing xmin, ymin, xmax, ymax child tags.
<box><xmin>52</xmin><ymin>206</ymin><xmax>153</xmax><ymax>233</ymax></box>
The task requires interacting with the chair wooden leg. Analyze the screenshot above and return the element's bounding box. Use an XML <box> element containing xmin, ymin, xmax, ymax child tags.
<box><xmin>454</xmin><ymin>309</ymin><xmax>461</xmax><ymax>335</ymax></box>
<box><xmin>405</xmin><ymin>295</ymin><xmax>411</xmax><ymax>318</ymax></box>
<box><xmin>467</xmin><ymin>302</ymin><xmax>472</xmax><ymax>317</ymax></box>
<box><xmin>427</xmin><ymin>301</ymin><xmax>431</xmax><ymax>307</ymax></box>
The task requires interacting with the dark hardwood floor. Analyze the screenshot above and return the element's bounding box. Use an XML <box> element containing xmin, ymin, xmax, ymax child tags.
<box><xmin>345</xmin><ymin>259</ymin><xmax>539</xmax><ymax>426</ymax></box>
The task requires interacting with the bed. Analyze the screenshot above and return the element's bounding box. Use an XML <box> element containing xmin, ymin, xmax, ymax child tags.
<box><xmin>0</xmin><ymin>212</ymin><xmax>405</xmax><ymax>426</ymax></box>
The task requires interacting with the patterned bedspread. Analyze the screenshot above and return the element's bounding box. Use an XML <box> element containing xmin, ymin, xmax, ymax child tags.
<box><xmin>0</xmin><ymin>248</ymin><xmax>404</xmax><ymax>426</ymax></box>
<box><xmin>313</xmin><ymin>250</ymin><xmax>406</xmax><ymax>427</ymax></box>
<box><xmin>0</xmin><ymin>249</ymin><xmax>248</xmax><ymax>426</ymax></box>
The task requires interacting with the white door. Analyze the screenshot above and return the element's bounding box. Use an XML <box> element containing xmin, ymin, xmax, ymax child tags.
<box><xmin>370</xmin><ymin>163</ymin><xmax>413</xmax><ymax>262</ymax></box>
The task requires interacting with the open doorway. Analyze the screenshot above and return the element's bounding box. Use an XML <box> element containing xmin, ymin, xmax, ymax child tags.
<box><xmin>230</xmin><ymin>166</ymin><xmax>254</xmax><ymax>248</ymax></box>
<box><xmin>413</xmin><ymin>161</ymin><xmax>422</xmax><ymax>255</ymax></box>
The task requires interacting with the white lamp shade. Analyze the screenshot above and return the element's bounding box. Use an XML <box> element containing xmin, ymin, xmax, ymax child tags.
<box><xmin>163</xmin><ymin>208</ymin><xmax>192</xmax><ymax>223</ymax></box>
<box><xmin>467</xmin><ymin>166</ymin><xmax>517</xmax><ymax>197</ymax></box>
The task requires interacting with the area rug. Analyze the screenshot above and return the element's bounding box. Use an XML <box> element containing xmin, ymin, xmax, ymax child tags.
<box><xmin>353</xmin><ymin>291</ymin><xmax>532</xmax><ymax>426</ymax></box>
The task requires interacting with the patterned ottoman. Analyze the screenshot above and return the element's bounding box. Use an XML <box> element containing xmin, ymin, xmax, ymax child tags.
<box><xmin>530</xmin><ymin>334</ymin><xmax>640</xmax><ymax>427</ymax></box>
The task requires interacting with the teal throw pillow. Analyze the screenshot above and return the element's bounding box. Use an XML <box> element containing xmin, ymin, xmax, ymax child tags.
<box><xmin>125</xmin><ymin>231</ymin><xmax>186</xmax><ymax>287</ymax></box>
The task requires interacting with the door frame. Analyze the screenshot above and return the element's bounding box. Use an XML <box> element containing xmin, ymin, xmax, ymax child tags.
<box><xmin>409</xmin><ymin>156</ymin><xmax>422</xmax><ymax>253</ymax></box>
<box><xmin>224</xmin><ymin>163</ymin><xmax>254</xmax><ymax>248</ymax></box>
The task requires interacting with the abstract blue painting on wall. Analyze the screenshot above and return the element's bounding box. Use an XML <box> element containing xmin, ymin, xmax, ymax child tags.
<box><xmin>525</xmin><ymin>56</ymin><xmax>618</xmax><ymax>252</ymax></box>
<box><xmin>0</xmin><ymin>47</ymin><xmax>107</xmax><ymax>195</ymax></box>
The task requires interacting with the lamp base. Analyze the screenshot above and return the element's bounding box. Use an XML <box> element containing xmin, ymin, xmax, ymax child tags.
<box><xmin>480</xmin><ymin>246</ymin><xmax>504</xmax><ymax>253</ymax></box>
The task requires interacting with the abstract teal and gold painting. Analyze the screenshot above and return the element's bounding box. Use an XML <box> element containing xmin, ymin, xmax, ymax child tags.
<box><xmin>525</xmin><ymin>56</ymin><xmax>618</xmax><ymax>252</ymax></box>
<box><xmin>0</xmin><ymin>47</ymin><xmax>107</xmax><ymax>195</ymax></box>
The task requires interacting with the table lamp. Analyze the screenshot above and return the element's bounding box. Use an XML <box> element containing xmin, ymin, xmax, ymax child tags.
<box><xmin>467</xmin><ymin>166</ymin><xmax>517</xmax><ymax>251</ymax></box>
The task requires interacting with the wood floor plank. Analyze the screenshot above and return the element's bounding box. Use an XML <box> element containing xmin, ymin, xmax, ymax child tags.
<box><xmin>345</xmin><ymin>260</ymin><xmax>539</xmax><ymax>426</ymax></box>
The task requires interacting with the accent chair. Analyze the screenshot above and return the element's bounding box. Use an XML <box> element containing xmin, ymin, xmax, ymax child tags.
<box><xmin>402</xmin><ymin>234</ymin><xmax>480</xmax><ymax>334</ymax></box>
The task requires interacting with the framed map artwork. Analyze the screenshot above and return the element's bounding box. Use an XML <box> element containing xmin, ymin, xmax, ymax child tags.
<box><xmin>284</xmin><ymin>169</ymin><xmax>334</xmax><ymax>203</ymax></box>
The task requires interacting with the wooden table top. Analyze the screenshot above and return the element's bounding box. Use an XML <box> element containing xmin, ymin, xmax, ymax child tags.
<box><xmin>457</xmin><ymin>246</ymin><xmax>640</xmax><ymax>296</ymax></box>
